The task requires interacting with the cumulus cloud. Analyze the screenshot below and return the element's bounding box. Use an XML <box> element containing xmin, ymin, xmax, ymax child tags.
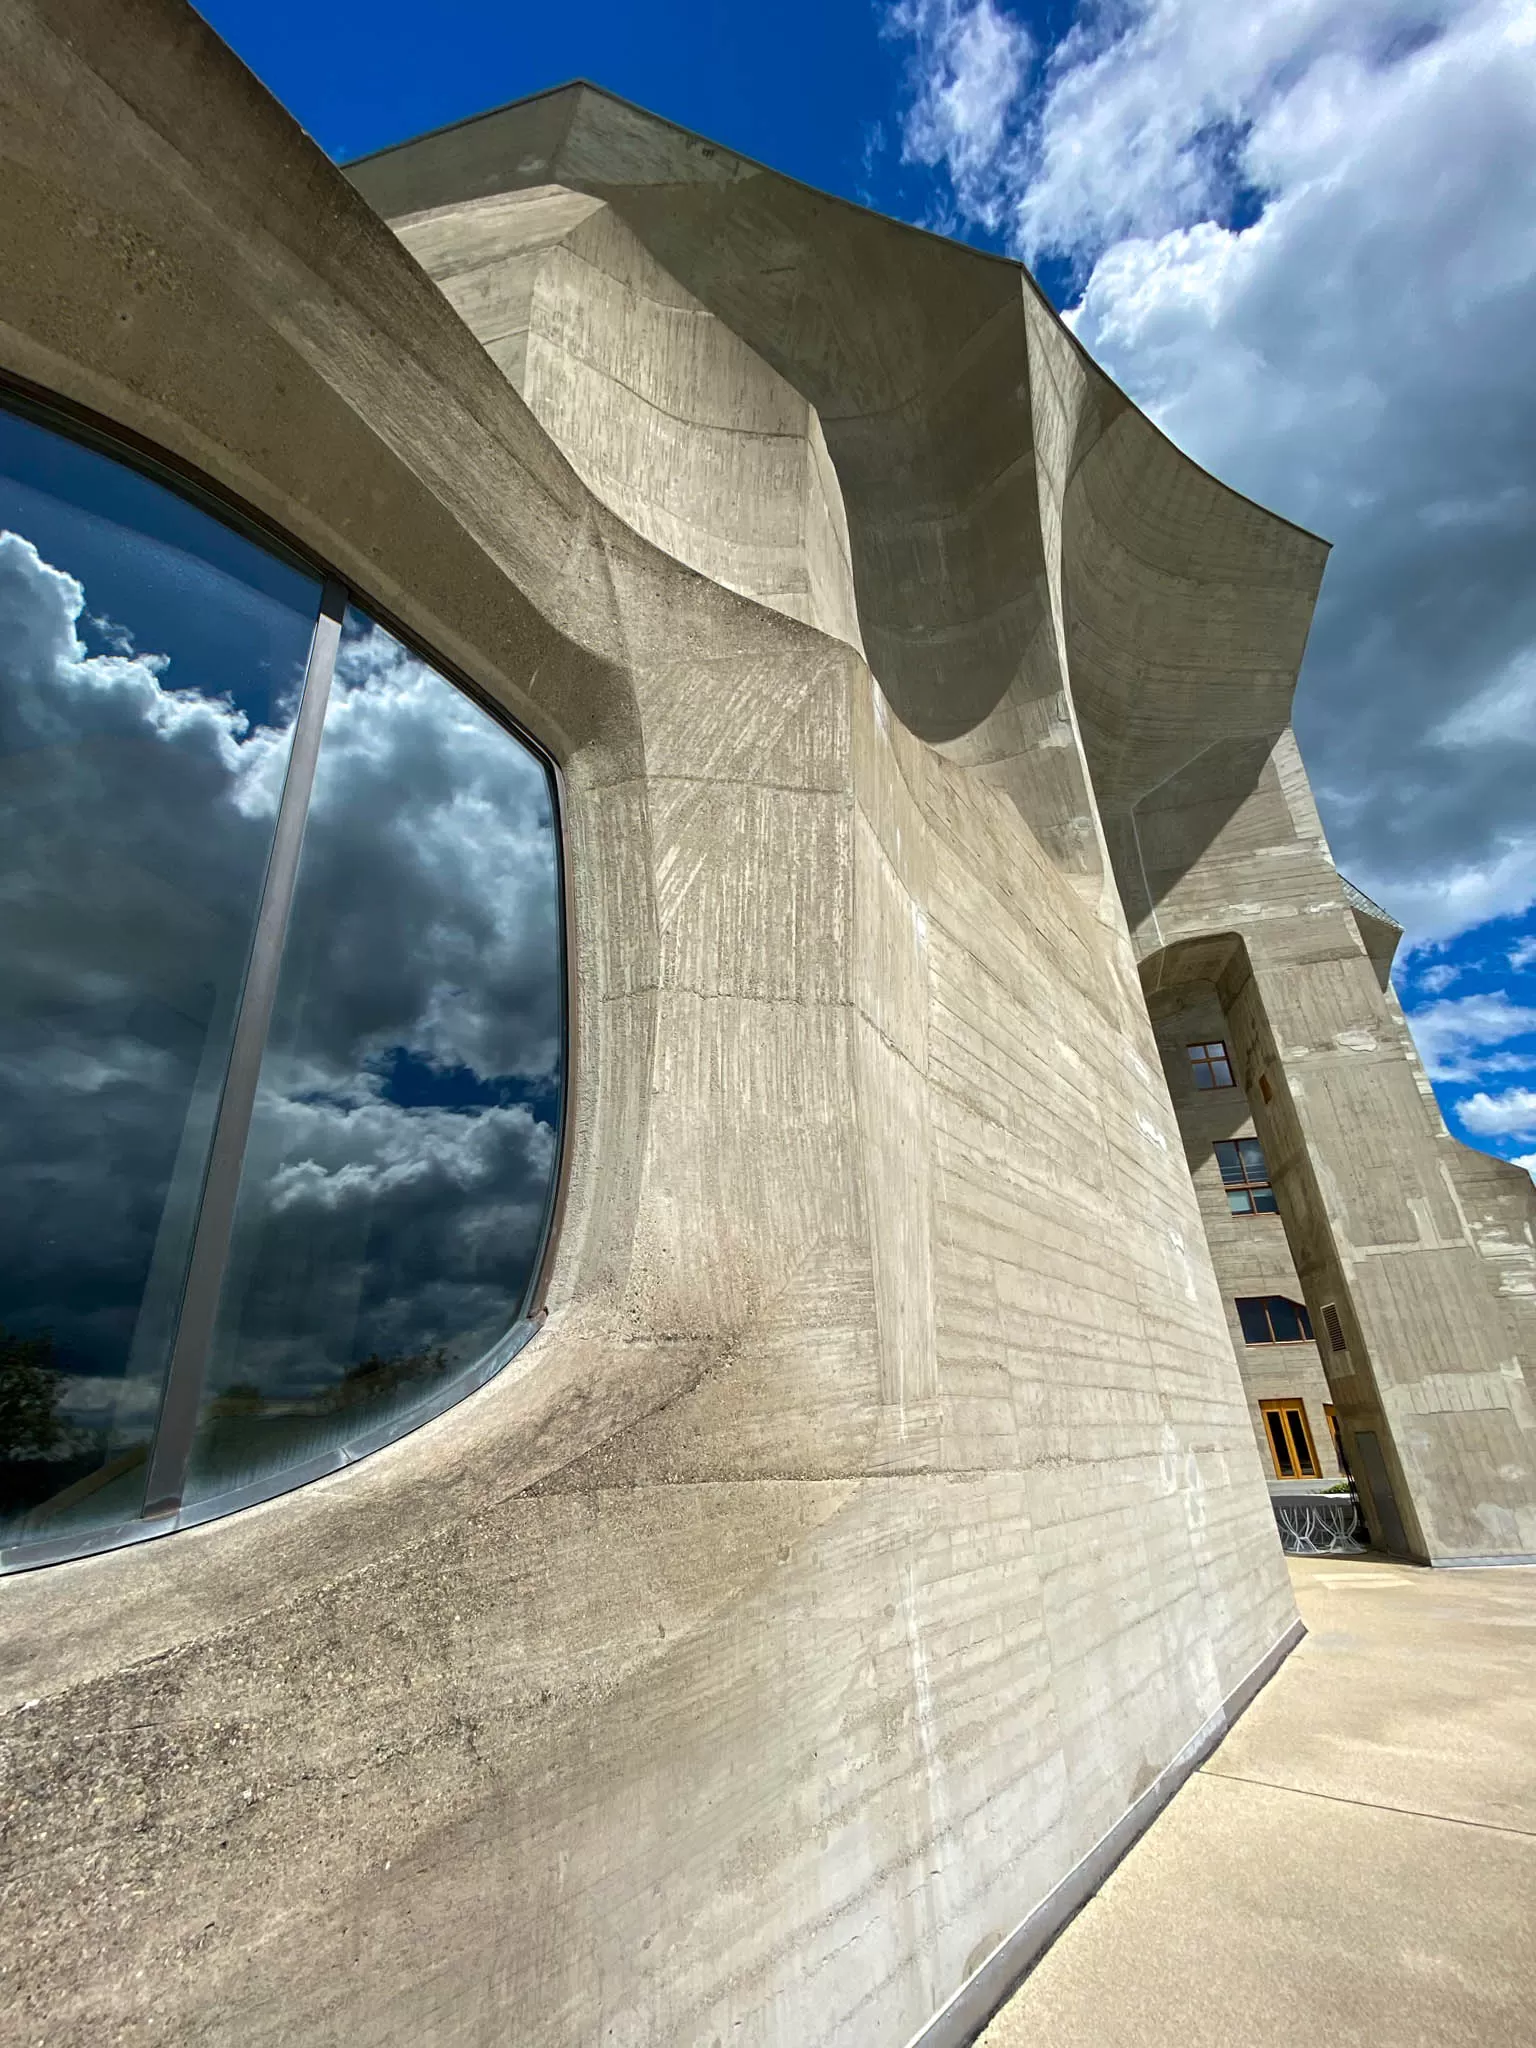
<box><xmin>886</xmin><ymin>0</ymin><xmax>1536</xmax><ymax>953</ymax></box>
<box><xmin>1417</xmin><ymin>962</ymin><xmax>1462</xmax><ymax>995</ymax></box>
<box><xmin>1395</xmin><ymin>990</ymin><xmax>1536</xmax><ymax>1082</ymax></box>
<box><xmin>1457</xmin><ymin>1086</ymin><xmax>1536</xmax><ymax>1138</ymax></box>
<box><xmin>1511</xmin><ymin>936</ymin><xmax>1536</xmax><ymax>971</ymax></box>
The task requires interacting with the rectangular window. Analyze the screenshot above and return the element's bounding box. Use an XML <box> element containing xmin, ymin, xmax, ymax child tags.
<box><xmin>1261</xmin><ymin>1399</ymin><xmax>1319</xmax><ymax>1480</ymax></box>
<box><xmin>1214</xmin><ymin>1137</ymin><xmax>1278</xmax><ymax>1215</ymax></box>
<box><xmin>1236</xmin><ymin>1295</ymin><xmax>1315</xmax><ymax>1345</ymax></box>
<box><xmin>1187</xmin><ymin>1040</ymin><xmax>1234</xmax><ymax>1090</ymax></box>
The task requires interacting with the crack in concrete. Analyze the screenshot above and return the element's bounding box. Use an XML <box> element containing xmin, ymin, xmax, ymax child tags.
<box><xmin>1197</xmin><ymin>1765</ymin><xmax>1536</xmax><ymax>1840</ymax></box>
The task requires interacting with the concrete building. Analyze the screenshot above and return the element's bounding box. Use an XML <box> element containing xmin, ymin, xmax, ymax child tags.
<box><xmin>1</xmin><ymin>5</ymin><xmax>1532</xmax><ymax>2044</ymax></box>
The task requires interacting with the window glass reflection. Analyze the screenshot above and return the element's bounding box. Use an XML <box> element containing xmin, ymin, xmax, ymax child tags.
<box><xmin>0</xmin><ymin>405</ymin><xmax>322</xmax><ymax>1546</ymax></box>
<box><xmin>185</xmin><ymin>610</ymin><xmax>563</xmax><ymax>1502</ymax></box>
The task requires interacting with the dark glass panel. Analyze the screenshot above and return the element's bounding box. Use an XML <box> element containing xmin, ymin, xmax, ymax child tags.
<box><xmin>1268</xmin><ymin>1297</ymin><xmax>1306</xmax><ymax>1344</ymax></box>
<box><xmin>1286</xmin><ymin>1410</ymin><xmax>1317</xmax><ymax>1477</ymax></box>
<box><xmin>1297</xmin><ymin>1303</ymin><xmax>1314</xmax><ymax>1341</ymax></box>
<box><xmin>1209</xmin><ymin>1057</ymin><xmax>1234</xmax><ymax>1087</ymax></box>
<box><xmin>1254</xmin><ymin>1189</ymin><xmax>1280</xmax><ymax>1214</ymax></box>
<box><xmin>1266</xmin><ymin>1410</ymin><xmax>1295</xmax><ymax>1477</ymax></box>
<box><xmin>0</xmin><ymin>403</ymin><xmax>322</xmax><ymax>1547</ymax></box>
<box><xmin>1193</xmin><ymin>1063</ymin><xmax>1215</xmax><ymax>1090</ymax></box>
<box><xmin>184</xmin><ymin>611</ymin><xmax>562</xmax><ymax>1502</ymax></box>
<box><xmin>1237</xmin><ymin>1298</ymin><xmax>1272</xmax><ymax>1345</ymax></box>
<box><xmin>1238</xmin><ymin>1138</ymin><xmax>1268</xmax><ymax>1177</ymax></box>
<box><xmin>1215</xmin><ymin>1140</ymin><xmax>1244</xmax><ymax>1184</ymax></box>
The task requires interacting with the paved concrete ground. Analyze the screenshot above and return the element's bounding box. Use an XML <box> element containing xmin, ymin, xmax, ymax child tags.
<box><xmin>981</xmin><ymin>1556</ymin><xmax>1536</xmax><ymax>2048</ymax></box>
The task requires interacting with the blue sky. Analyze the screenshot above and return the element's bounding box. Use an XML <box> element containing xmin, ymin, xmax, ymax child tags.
<box><xmin>198</xmin><ymin>0</ymin><xmax>1536</xmax><ymax>1181</ymax></box>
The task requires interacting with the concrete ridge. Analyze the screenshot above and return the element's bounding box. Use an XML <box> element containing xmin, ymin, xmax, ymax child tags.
<box><xmin>344</xmin><ymin>77</ymin><xmax>1331</xmax><ymax>553</ymax></box>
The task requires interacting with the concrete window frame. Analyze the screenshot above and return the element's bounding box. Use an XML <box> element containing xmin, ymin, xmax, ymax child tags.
<box><xmin>0</xmin><ymin>384</ymin><xmax>572</xmax><ymax>1575</ymax></box>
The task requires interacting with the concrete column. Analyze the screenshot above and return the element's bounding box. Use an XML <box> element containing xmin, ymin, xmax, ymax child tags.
<box><xmin>1214</xmin><ymin>932</ymin><xmax>1536</xmax><ymax>1563</ymax></box>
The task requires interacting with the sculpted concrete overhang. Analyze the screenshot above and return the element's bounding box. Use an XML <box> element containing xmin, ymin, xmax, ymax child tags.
<box><xmin>347</xmin><ymin>83</ymin><xmax>1330</xmax><ymax>818</ymax></box>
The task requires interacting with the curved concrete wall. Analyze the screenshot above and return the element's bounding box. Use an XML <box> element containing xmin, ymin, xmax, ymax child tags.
<box><xmin>348</xmin><ymin>83</ymin><xmax>1330</xmax><ymax>915</ymax></box>
<box><xmin>4</xmin><ymin>8</ymin><xmax>1325</xmax><ymax>2045</ymax></box>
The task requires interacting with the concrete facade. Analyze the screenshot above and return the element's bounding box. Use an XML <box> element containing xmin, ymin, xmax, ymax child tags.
<box><xmin>1151</xmin><ymin>987</ymin><xmax>1345</xmax><ymax>1483</ymax></box>
<box><xmin>0</xmin><ymin>7</ymin><xmax>1532</xmax><ymax>2046</ymax></box>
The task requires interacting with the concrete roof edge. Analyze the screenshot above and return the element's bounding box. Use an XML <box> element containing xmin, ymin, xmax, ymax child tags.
<box><xmin>1339</xmin><ymin>874</ymin><xmax>1403</xmax><ymax>931</ymax></box>
<box><xmin>343</xmin><ymin>80</ymin><xmax>1331</xmax><ymax>556</ymax></box>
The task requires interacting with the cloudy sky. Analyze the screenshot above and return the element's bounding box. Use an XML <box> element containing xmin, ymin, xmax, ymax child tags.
<box><xmin>880</xmin><ymin>0</ymin><xmax>1536</xmax><ymax>1178</ymax></box>
<box><xmin>198</xmin><ymin>0</ymin><xmax>1536</xmax><ymax>1180</ymax></box>
<box><xmin>0</xmin><ymin>441</ymin><xmax>561</xmax><ymax>1513</ymax></box>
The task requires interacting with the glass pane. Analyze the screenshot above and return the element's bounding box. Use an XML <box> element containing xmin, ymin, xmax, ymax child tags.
<box><xmin>1298</xmin><ymin>1303</ymin><xmax>1314</xmax><ymax>1341</ymax></box>
<box><xmin>184</xmin><ymin>610</ymin><xmax>563</xmax><ymax>1503</ymax></box>
<box><xmin>1254</xmin><ymin>1188</ymin><xmax>1279</xmax><ymax>1214</ymax></box>
<box><xmin>1227</xmin><ymin>1190</ymin><xmax>1253</xmax><ymax>1214</ymax></box>
<box><xmin>1269</xmin><ymin>1297</ymin><xmax>1305</xmax><ymax>1343</ymax></box>
<box><xmin>1215</xmin><ymin>1141</ymin><xmax>1243</xmax><ymax>1184</ymax></box>
<box><xmin>1286</xmin><ymin>1410</ymin><xmax>1316</xmax><ymax>1477</ymax></box>
<box><xmin>1193</xmin><ymin>1063</ymin><xmax>1215</xmax><ymax>1090</ymax></box>
<box><xmin>1266</xmin><ymin>1411</ymin><xmax>1295</xmax><ymax>1477</ymax></box>
<box><xmin>1238</xmin><ymin>1138</ymin><xmax>1267</xmax><ymax>1177</ymax></box>
<box><xmin>1209</xmin><ymin>1058</ymin><xmax>1233</xmax><ymax>1087</ymax></box>
<box><xmin>1237</xmin><ymin>1299</ymin><xmax>1272</xmax><ymax>1345</ymax></box>
<box><xmin>0</xmin><ymin>402</ymin><xmax>322</xmax><ymax>1548</ymax></box>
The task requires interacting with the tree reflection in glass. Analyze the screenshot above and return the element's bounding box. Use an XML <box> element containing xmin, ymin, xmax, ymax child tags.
<box><xmin>0</xmin><ymin>406</ymin><xmax>322</xmax><ymax>1544</ymax></box>
<box><xmin>185</xmin><ymin>612</ymin><xmax>563</xmax><ymax>1501</ymax></box>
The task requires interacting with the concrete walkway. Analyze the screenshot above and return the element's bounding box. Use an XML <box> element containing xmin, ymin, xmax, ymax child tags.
<box><xmin>981</xmin><ymin>1557</ymin><xmax>1536</xmax><ymax>2048</ymax></box>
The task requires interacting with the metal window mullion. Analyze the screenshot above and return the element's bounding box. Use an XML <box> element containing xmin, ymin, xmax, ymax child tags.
<box><xmin>142</xmin><ymin>580</ymin><xmax>347</xmax><ymax>1519</ymax></box>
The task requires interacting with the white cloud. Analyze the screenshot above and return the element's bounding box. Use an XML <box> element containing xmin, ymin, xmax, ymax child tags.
<box><xmin>1398</xmin><ymin>989</ymin><xmax>1536</xmax><ymax>1080</ymax></box>
<box><xmin>886</xmin><ymin>0</ymin><xmax>1536</xmax><ymax>952</ymax></box>
<box><xmin>1457</xmin><ymin>1086</ymin><xmax>1536</xmax><ymax>1138</ymax></box>
<box><xmin>1511</xmin><ymin>1150</ymin><xmax>1536</xmax><ymax>1181</ymax></box>
<box><xmin>1510</xmin><ymin>936</ymin><xmax>1536</xmax><ymax>971</ymax></box>
<box><xmin>1417</xmin><ymin>962</ymin><xmax>1461</xmax><ymax>995</ymax></box>
<box><xmin>892</xmin><ymin>0</ymin><xmax>1034</xmax><ymax>231</ymax></box>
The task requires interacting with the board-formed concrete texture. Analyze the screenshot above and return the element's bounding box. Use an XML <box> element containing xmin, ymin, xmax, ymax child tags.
<box><xmin>1</xmin><ymin>4</ymin><xmax>1532</xmax><ymax>2044</ymax></box>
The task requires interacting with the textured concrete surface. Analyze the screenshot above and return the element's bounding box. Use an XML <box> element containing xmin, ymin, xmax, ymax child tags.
<box><xmin>1138</xmin><ymin>737</ymin><xmax>1536</xmax><ymax>1561</ymax></box>
<box><xmin>1154</xmin><ymin>987</ymin><xmax>1344</xmax><ymax>1479</ymax></box>
<box><xmin>0</xmin><ymin>7</ymin><xmax>1531</xmax><ymax>2046</ymax></box>
<box><xmin>1</xmin><ymin>10</ymin><xmax>1300</xmax><ymax>2044</ymax></box>
<box><xmin>353</xmin><ymin>81</ymin><xmax>1536</xmax><ymax>1570</ymax></box>
<box><xmin>980</xmin><ymin>1556</ymin><xmax>1536</xmax><ymax>2048</ymax></box>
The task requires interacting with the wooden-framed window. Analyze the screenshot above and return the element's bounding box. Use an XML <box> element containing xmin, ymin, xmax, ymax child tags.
<box><xmin>1261</xmin><ymin>1399</ymin><xmax>1320</xmax><ymax>1480</ymax></box>
<box><xmin>1187</xmin><ymin>1040</ymin><xmax>1235</xmax><ymax>1089</ymax></box>
<box><xmin>1324</xmin><ymin>1404</ymin><xmax>1345</xmax><ymax>1471</ymax></box>
<box><xmin>1214</xmin><ymin>1137</ymin><xmax>1277</xmax><ymax>1214</ymax></box>
<box><xmin>1236</xmin><ymin>1295</ymin><xmax>1314</xmax><ymax>1345</ymax></box>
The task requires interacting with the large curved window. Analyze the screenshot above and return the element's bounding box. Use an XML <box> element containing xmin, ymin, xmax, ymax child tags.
<box><xmin>0</xmin><ymin>398</ymin><xmax>565</xmax><ymax>1569</ymax></box>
